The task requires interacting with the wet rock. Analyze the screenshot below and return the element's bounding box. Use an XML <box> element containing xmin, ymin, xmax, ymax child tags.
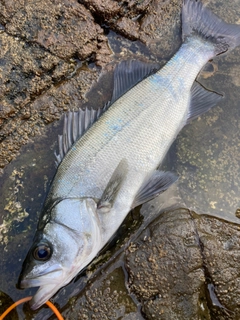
<box><xmin>2</xmin><ymin>0</ymin><xmax>108</xmax><ymax>60</ymax></box>
<box><xmin>82</xmin><ymin>0</ymin><xmax>181</xmax><ymax>57</ymax></box>
<box><xmin>193</xmin><ymin>213</ymin><xmax>240</xmax><ymax>319</ymax></box>
<box><xmin>61</xmin><ymin>266</ymin><xmax>141</xmax><ymax>320</ymax></box>
<box><xmin>125</xmin><ymin>209</ymin><xmax>240</xmax><ymax>319</ymax></box>
<box><xmin>115</xmin><ymin>17</ymin><xmax>140</xmax><ymax>40</ymax></box>
<box><xmin>80</xmin><ymin>0</ymin><xmax>152</xmax><ymax>22</ymax></box>
<box><xmin>0</xmin><ymin>291</ymin><xmax>18</xmax><ymax>320</ymax></box>
<box><xmin>126</xmin><ymin>209</ymin><xmax>207</xmax><ymax>320</ymax></box>
<box><xmin>174</xmin><ymin>51</ymin><xmax>240</xmax><ymax>223</ymax></box>
<box><xmin>0</xmin><ymin>60</ymin><xmax>99</xmax><ymax>169</ymax></box>
<box><xmin>0</xmin><ymin>33</ymin><xmax>60</xmax><ymax>120</ymax></box>
<box><xmin>0</xmin><ymin>0</ymin><xmax>112</xmax><ymax>170</ymax></box>
<box><xmin>0</xmin><ymin>29</ymin><xmax>97</xmax><ymax>169</ymax></box>
<box><xmin>139</xmin><ymin>0</ymin><xmax>181</xmax><ymax>57</ymax></box>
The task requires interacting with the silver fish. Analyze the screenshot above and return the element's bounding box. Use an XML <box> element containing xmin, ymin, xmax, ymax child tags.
<box><xmin>18</xmin><ymin>0</ymin><xmax>240</xmax><ymax>309</ymax></box>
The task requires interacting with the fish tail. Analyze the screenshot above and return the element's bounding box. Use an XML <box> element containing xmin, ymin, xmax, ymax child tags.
<box><xmin>182</xmin><ymin>0</ymin><xmax>240</xmax><ymax>55</ymax></box>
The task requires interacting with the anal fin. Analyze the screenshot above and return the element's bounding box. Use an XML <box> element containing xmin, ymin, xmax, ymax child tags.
<box><xmin>187</xmin><ymin>81</ymin><xmax>223</xmax><ymax>124</ymax></box>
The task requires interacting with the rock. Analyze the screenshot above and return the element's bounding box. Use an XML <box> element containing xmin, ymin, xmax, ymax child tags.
<box><xmin>62</xmin><ymin>266</ymin><xmax>141</xmax><ymax>320</ymax></box>
<box><xmin>193</xmin><ymin>212</ymin><xmax>240</xmax><ymax>319</ymax></box>
<box><xmin>0</xmin><ymin>291</ymin><xmax>18</xmax><ymax>320</ymax></box>
<box><xmin>126</xmin><ymin>209</ymin><xmax>207</xmax><ymax>320</ymax></box>
<box><xmin>2</xmin><ymin>0</ymin><xmax>108</xmax><ymax>60</ymax></box>
<box><xmin>125</xmin><ymin>209</ymin><xmax>240</xmax><ymax>319</ymax></box>
<box><xmin>0</xmin><ymin>0</ymin><xmax>111</xmax><ymax>169</ymax></box>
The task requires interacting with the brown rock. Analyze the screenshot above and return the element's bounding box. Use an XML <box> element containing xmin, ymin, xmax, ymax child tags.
<box><xmin>3</xmin><ymin>0</ymin><xmax>108</xmax><ymax>60</ymax></box>
<box><xmin>0</xmin><ymin>65</ymin><xmax>99</xmax><ymax>168</ymax></box>
<box><xmin>139</xmin><ymin>0</ymin><xmax>181</xmax><ymax>57</ymax></box>
<box><xmin>193</xmin><ymin>213</ymin><xmax>240</xmax><ymax>319</ymax></box>
<box><xmin>126</xmin><ymin>209</ymin><xmax>207</xmax><ymax>319</ymax></box>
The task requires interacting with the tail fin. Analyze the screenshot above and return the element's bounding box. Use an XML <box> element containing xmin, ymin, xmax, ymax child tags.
<box><xmin>182</xmin><ymin>0</ymin><xmax>240</xmax><ymax>55</ymax></box>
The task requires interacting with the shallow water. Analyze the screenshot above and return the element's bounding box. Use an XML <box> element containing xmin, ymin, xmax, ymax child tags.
<box><xmin>173</xmin><ymin>47</ymin><xmax>240</xmax><ymax>224</ymax></box>
<box><xmin>1</xmin><ymin>1</ymin><xmax>240</xmax><ymax>318</ymax></box>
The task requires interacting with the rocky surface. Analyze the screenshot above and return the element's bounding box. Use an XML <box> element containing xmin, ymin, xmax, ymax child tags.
<box><xmin>52</xmin><ymin>209</ymin><xmax>240</xmax><ymax>320</ymax></box>
<box><xmin>0</xmin><ymin>0</ymin><xmax>182</xmax><ymax>172</ymax></box>
<box><xmin>125</xmin><ymin>209</ymin><xmax>240</xmax><ymax>319</ymax></box>
<box><xmin>1</xmin><ymin>0</ymin><xmax>240</xmax><ymax>319</ymax></box>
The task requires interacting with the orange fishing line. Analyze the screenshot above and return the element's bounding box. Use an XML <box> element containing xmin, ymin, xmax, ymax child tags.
<box><xmin>45</xmin><ymin>300</ymin><xmax>64</xmax><ymax>320</ymax></box>
<box><xmin>0</xmin><ymin>296</ymin><xmax>64</xmax><ymax>320</ymax></box>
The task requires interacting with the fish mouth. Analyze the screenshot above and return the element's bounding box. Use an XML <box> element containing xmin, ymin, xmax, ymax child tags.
<box><xmin>19</xmin><ymin>264</ymin><xmax>80</xmax><ymax>310</ymax></box>
<box><xmin>19</xmin><ymin>264</ymin><xmax>65</xmax><ymax>309</ymax></box>
<box><xmin>29</xmin><ymin>283</ymin><xmax>64</xmax><ymax>310</ymax></box>
<box><xmin>19</xmin><ymin>264</ymin><xmax>63</xmax><ymax>288</ymax></box>
<box><xmin>20</xmin><ymin>270</ymin><xmax>63</xmax><ymax>288</ymax></box>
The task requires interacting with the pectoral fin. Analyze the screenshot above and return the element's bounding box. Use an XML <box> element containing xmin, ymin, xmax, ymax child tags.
<box><xmin>98</xmin><ymin>159</ymin><xmax>128</xmax><ymax>213</ymax></box>
<box><xmin>132</xmin><ymin>171</ymin><xmax>177</xmax><ymax>208</ymax></box>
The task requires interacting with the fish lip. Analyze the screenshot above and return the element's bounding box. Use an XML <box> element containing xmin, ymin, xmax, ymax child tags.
<box><xmin>19</xmin><ymin>263</ymin><xmax>82</xmax><ymax>309</ymax></box>
<box><xmin>19</xmin><ymin>264</ymin><xmax>63</xmax><ymax>289</ymax></box>
<box><xmin>20</xmin><ymin>278</ymin><xmax>41</xmax><ymax>288</ymax></box>
<box><xmin>19</xmin><ymin>264</ymin><xmax>65</xmax><ymax>310</ymax></box>
<box><xmin>26</xmin><ymin>268</ymin><xmax>81</xmax><ymax>310</ymax></box>
<box><xmin>28</xmin><ymin>283</ymin><xmax>63</xmax><ymax>310</ymax></box>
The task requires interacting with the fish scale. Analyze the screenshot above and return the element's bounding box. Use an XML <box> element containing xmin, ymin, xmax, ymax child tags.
<box><xmin>51</xmin><ymin>39</ymin><xmax>213</xmax><ymax>203</ymax></box>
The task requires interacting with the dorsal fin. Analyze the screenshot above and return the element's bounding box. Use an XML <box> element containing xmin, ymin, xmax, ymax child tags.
<box><xmin>55</xmin><ymin>60</ymin><xmax>160</xmax><ymax>166</ymax></box>
<box><xmin>55</xmin><ymin>105</ymin><xmax>108</xmax><ymax>166</ymax></box>
<box><xmin>111</xmin><ymin>60</ymin><xmax>160</xmax><ymax>104</ymax></box>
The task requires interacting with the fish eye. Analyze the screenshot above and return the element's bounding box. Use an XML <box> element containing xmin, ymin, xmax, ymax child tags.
<box><xmin>33</xmin><ymin>244</ymin><xmax>52</xmax><ymax>261</ymax></box>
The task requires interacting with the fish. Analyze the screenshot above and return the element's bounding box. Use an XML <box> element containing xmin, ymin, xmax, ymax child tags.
<box><xmin>18</xmin><ymin>0</ymin><xmax>240</xmax><ymax>310</ymax></box>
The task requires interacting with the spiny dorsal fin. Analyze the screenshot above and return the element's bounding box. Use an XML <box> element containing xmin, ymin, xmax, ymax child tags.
<box><xmin>55</xmin><ymin>60</ymin><xmax>160</xmax><ymax>166</ymax></box>
<box><xmin>55</xmin><ymin>105</ymin><xmax>109</xmax><ymax>166</ymax></box>
<box><xmin>132</xmin><ymin>170</ymin><xmax>178</xmax><ymax>208</ymax></box>
<box><xmin>111</xmin><ymin>60</ymin><xmax>160</xmax><ymax>104</ymax></box>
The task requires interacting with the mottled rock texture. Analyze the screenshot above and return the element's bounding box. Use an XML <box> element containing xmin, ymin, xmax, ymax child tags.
<box><xmin>0</xmin><ymin>0</ymin><xmax>182</xmax><ymax>171</ymax></box>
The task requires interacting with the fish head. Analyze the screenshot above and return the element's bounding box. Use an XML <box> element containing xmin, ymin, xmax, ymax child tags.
<box><xmin>18</xmin><ymin>197</ymin><xmax>102</xmax><ymax>309</ymax></box>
